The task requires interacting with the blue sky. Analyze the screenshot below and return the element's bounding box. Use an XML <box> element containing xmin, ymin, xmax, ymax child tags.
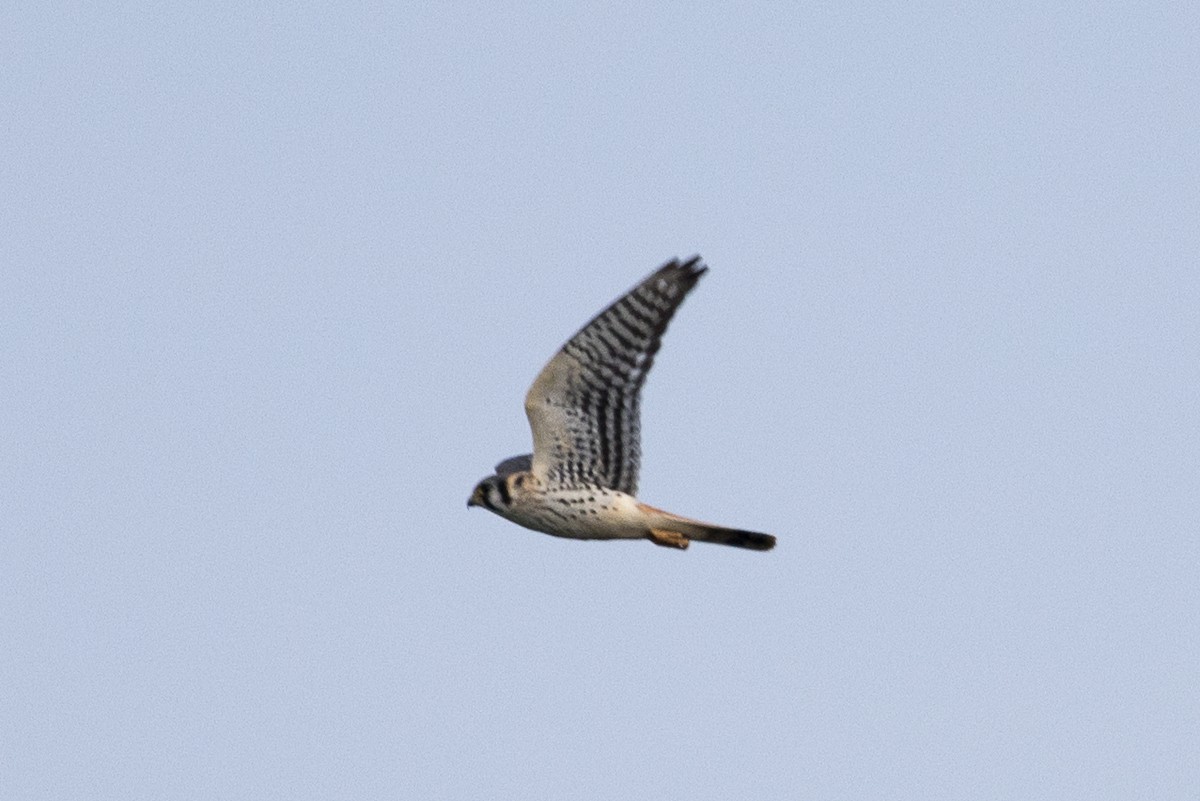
<box><xmin>3</xmin><ymin>4</ymin><xmax>1198</xmax><ymax>799</ymax></box>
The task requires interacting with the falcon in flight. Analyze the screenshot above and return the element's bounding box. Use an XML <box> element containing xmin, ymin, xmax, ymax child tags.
<box><xmin>468</xmin><ymin>257</ymin><xmax>775</xmax><ymax>551</ymax></box>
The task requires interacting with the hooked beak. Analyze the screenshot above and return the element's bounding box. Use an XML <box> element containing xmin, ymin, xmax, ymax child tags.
<box><xmin>467</xmin><ymin>487</ymin><xmax>483</xmax><ymax>508</ymax></box>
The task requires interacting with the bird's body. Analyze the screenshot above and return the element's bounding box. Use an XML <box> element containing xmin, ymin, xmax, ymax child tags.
<box><xmin>468</xmin><ymin>257</ymin><xmax>775</xmax><ymax>552</ymax></box>
<box><xmin>479</xmin><ymin>474</ymin><xmax>646</xmax><ymax>542</ymax></box>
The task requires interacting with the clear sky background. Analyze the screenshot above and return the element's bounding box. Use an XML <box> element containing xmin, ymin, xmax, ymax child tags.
<box><xmin>3</xmin><ymin>4</ymin><xmax>1198</xmax><ymax>799</ymax></box>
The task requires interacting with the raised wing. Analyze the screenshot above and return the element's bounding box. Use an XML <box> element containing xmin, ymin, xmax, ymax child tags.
<box><xmin>523</xmin><ymin>257</ymin><xmax>707</xmax><ymax>493</ymax></box>
<box><xmin>494</xmin><ymin>454</ymin><xmax>532</xmax><ymax>477</ymax></box>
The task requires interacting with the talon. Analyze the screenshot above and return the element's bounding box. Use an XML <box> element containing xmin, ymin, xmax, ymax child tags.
<box><xmin>648</xmin><ymin>528</ymin><xmax>689</xmax><ymax>550</ymax></box>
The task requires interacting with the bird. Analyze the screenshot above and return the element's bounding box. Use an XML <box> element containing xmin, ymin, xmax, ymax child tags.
<box><xmin>467</xmin><ymin>257</ymin><xmax>775</xmax><ymax>552</ymax></box>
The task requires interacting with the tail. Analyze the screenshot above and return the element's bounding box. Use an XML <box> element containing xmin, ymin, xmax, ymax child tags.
<box><xmin>640</xmin><ymin>503</ymin><xmax>776</xmax><ymax>551</ymax></box>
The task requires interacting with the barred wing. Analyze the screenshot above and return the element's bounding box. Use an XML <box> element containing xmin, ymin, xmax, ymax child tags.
<box><xmin>523</xmin><ymin>257</ymin><xmax>707</xmax><ymax>493</ymax></box>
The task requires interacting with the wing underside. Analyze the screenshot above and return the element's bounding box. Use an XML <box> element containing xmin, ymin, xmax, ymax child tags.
<box><xmin>523</xmin><ymin>257</ymin><xmax>707</xmax><ymax>494</ymax></box>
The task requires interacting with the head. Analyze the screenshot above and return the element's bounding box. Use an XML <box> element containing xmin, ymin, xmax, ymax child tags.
<box><xmin>467</xmin><ymin>474</ymin><xmax>512</xmax><ymax>515</ymax></box>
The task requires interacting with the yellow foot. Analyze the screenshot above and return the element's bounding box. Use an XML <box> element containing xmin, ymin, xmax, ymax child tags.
<box><xmin>648</xmin><ymin>529</ymin><xmax>690</xmax><ymax>550</ymax></box>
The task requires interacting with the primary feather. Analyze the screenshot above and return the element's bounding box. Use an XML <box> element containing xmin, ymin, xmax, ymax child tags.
<box><xmin>523</xmin><ymin>257</ymin><xmax>707</xmax><ymax>493</ymax></box>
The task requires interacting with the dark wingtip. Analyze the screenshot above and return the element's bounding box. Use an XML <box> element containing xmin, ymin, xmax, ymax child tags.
<box><xmin>675</xmin><ymin>254</ymin><xmax>707</xmax><ymax>278</ymax></box>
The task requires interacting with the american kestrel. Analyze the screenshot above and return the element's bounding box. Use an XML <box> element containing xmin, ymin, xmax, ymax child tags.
<box><xmin>468</xmin><ymin>257</ymin><xmax>775</xmax><ymax>551</ymax></box>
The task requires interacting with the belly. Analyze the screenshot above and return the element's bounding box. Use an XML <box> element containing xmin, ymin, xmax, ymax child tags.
<box><xmin>508</xmin><ymin>489</ymin><xmax>646</xmax><ymax>541</ymax></box>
